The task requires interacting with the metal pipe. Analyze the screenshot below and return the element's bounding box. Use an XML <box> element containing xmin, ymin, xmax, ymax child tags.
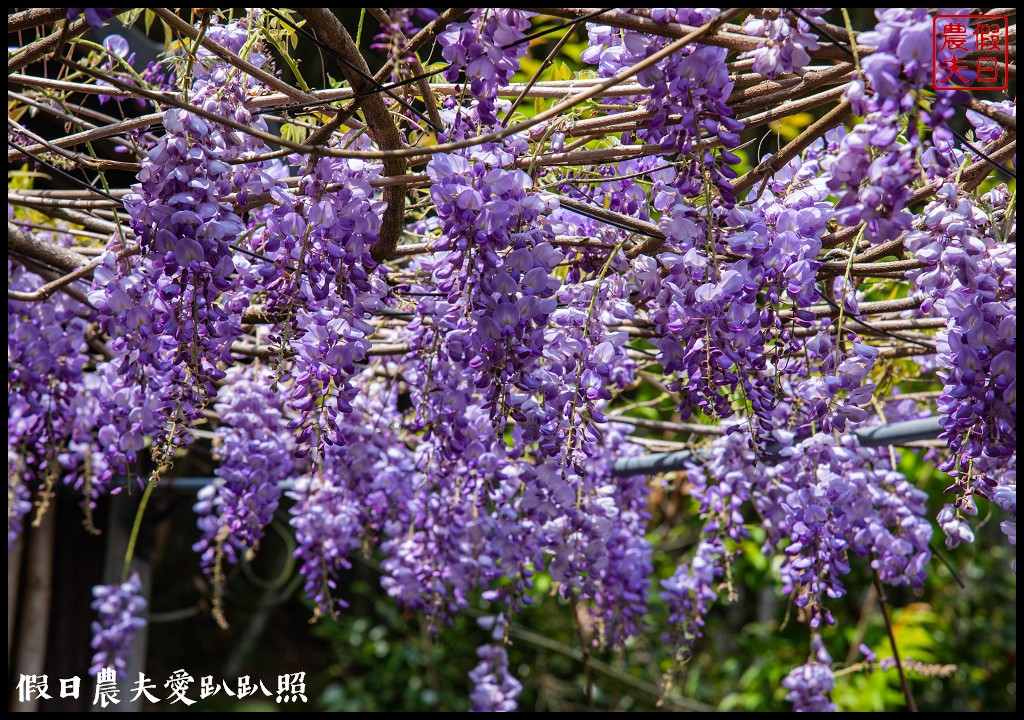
<box><xmin>612</xmin><ymin>450</ymin><xmax>700</xmax><ymax>478</ymax></box>
<box><xmin>161</xmin><ymin>477</ymin><xmax>302</xmax><ymax>492</ymax></box>
<box><xmin>610</xmin><ymin>416</ymin><xmax>944</xmax><ymax>477</ymax></box>
<box><xmin>854</xmin><ymin>416</ymin><xmax>944</xmax><ymax>447</ymax></box>
<box><xmin>159</xmin><ymin>417</ymin><xmax>946</xmax><ymax>486</ymax></box>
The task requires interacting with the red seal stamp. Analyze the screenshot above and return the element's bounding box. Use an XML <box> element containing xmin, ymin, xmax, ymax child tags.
<box><xmin>933</xmin><ymin>15</ymin><xmax>1009</xmax><ymax>91</ymax></box>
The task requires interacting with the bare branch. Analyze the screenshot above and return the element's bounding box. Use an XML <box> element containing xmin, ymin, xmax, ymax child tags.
<box><xmin>299</xmin><ymin>9</ymin><xmax>409</xmax><ymax>263</ymax></box>
<box><xmin>734</xmin><ymin>99</ymin><xmax>852</xmax><ymax>196</ymax></box>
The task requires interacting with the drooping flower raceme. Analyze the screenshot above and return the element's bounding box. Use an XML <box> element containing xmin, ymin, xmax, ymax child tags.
<box><xmin>904</xmin><ymin>183</ymin><xmax>1016</xmax><ymax>546</ymax></box>
<box><xmin>89</xmin><ymin>573</ymin><xmax>147</xmax><ymax>676</ymax></box>
<box><xmin>194</xmin><ymin>365</ymin><xmax>297</xmax><ymax>595</ymax></box>
<box><xmin>120</xmin><ymin>17</ymin><xmax>271</xmax><ymax>463</ymax></box>
<box><xmin>468</xmin><ymin>616</ymin><xmax>522</xmax><ymax>712</ymax></box>
<box><xmin>438</xmin><ymin>10</ymin><xmax>533</xmax><ymax>128</ymax></box>
<box><xmin>783</xmin><ymin>654</ymin><xmax>837</xmax><ymax>711</ymax></box>
<box><xmin>741</xmin><ymin>9</ymin><xmax>822</xmax><ymax>79</ymax></box>
<box><xmin>8</xmin><ymin>259</ymin><xmax>90</xmax><ymax>547</ymax></box>
<box><xmin>289</xmin><ymin>375</ymin><xmax>416</xmax><ymax>618</ymax></box>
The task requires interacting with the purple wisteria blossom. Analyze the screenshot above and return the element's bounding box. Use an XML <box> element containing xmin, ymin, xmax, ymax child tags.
<box><xmin>439</xmin><ymin>10</ymin><xmax>533</xmax><ymax>128</ymax></box>
<box><xmin>6</xmin><ymin>7</ymin><xmax>1018</xmax><ymax>713</ymax></box>
<box><xmin>468</xmin><ymin>616</ymin><xmax>522</xmax><ymax>712</ymax></box>
<box><xmin>9</xmin><ymin>258</ymin><xmax>90</xmax><ymax>546</ymax></box>
<box><xmin>194</xmin><ymin>365</ymin><xmax>297</xmax><ymax>592</ymax></box>
<box><xmin>741</xmin><ymin>9</ymin><xmax>822</xmax><ymax>78</ymax></box>
<box><xmin>660</xmin><ymin>539</ymin><xmax>723</xmax><ymax>661</ymax></box>
<box><xmin>66</xmin><ymin>8</ymin><xmax>114</xmax><ymax>28</ymax></box>
<box><xmin>783</xmin><ymin>636</ymin><xmax>837</xmax><ymax>712</ymax></box>
<box><xmin>89</xmin><ymin>573</ymin><xmax>147</xmax><ymax>676</ymax></box>
<box><xmin>905</xmin><ymin>182</ymin><xmax>1016</xmax><ymax>546</ymax></box>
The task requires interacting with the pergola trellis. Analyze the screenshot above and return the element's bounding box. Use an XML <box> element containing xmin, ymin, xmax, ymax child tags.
<box><xmin>6</xmin><ymin>7</ymin><xmax>1010</xmax><ymax>461</ymax></box>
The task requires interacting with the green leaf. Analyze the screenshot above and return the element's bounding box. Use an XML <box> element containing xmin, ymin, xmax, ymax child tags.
<box><xmin>550</xmin><ymin>60</ymin><xmax>572</xmax><ymax>82</ymax></box>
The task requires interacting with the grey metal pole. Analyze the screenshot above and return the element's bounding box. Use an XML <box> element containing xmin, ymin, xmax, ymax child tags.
<box><xmin>158</xmin><ymin>417</ymin><xmax>946</xmax><ymax>484</ymax></box>
<box><xmin>854</xmin><ymin>416</ymin><xmax>944</xmax><ymax>447</ymax></box>
<box><xmin>610</xmin><ymin>416</ymin><xmax>944</xmax><ymax>477</ymax></box>
<box><xmin>612</xmin><ymin>449</ymin><xmax>699</xmax><ymax>478</ymax></box>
